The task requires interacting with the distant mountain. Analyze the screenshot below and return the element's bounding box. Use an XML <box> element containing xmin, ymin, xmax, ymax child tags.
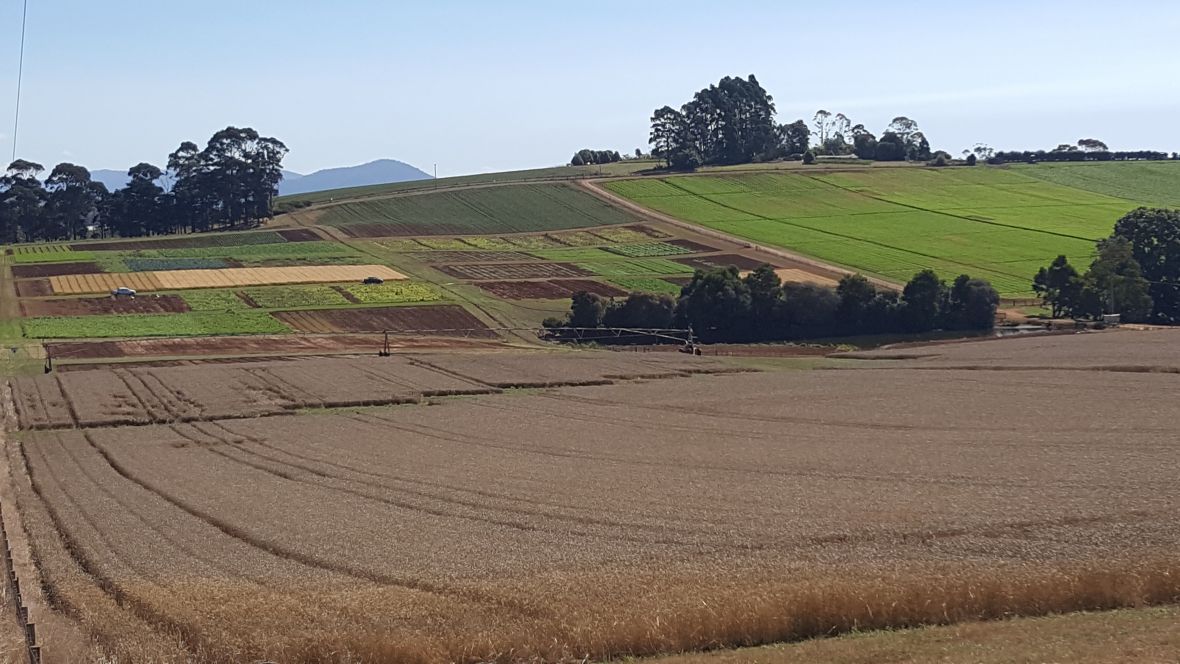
<box><xmin>278</xmin><ymin>159</ymin><xmax>431</xmax><ymax>196</ymax></box>
<box><xmin>89</xmin><ymin>160</ymin><xmax>430</xmax><ymax>196</ymax></box>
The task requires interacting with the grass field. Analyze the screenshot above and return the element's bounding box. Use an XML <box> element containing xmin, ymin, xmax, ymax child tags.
<box><xmin>310</xmin><ymin>183</ymin><xmax>640</xmax><ymax>236</ymax></box>
<box><xmin>609</xmin><ymin>277</ymin><xmax>684</xmax><ymax>294</ymax></box>
<box><xmin>23</xmin><ymin>310</ymin><xmax>290</xmax><ymax>338</ymax></box>
<box><xmin>1013</xmin><ymin>161</ymin><xmax>1180</xmax><ymax>208</ymax></box>
<box><xmin>604</xmin><ymin>165</ymin><xmax>1171</xmax><ymax>296</ymax></box>
<box><xmin>11</xmin><ymin>250</ymin><xmax>97</xmax><ymax>264</ymax></box>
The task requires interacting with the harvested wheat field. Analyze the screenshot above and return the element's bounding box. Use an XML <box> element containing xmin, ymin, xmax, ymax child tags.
<box><xmin>48</xmin><ymin>265</ymin><xmax>404</xmax><ymax>294</ymax></box>
<box><xmin>3</xmin><ymin>333</ymin><xmax>1180</xmax><ymax>663</ymax></box>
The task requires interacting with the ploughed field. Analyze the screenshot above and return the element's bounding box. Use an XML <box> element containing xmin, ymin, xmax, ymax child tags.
<box><xmin>604</xmin><ymin>163</ymin><xmax>1180</xmax><ymax>297</ymax></box>
<box><xmin>5</xmin><ymin>333</ymin><xmax>1180</xmax><ymax>662</ymax></box>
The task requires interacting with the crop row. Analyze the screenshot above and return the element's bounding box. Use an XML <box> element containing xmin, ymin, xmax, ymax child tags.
<box><xmin>23</xmin><ymin>311</ymin><xmax>291</xmax><ymax>338</ymax></box>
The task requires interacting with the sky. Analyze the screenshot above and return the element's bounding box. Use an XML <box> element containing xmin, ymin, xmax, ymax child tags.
<box><xmin>1</xmin><ymin>0</ymin><xmax>1178</xmax><ymax>177</ymax></box>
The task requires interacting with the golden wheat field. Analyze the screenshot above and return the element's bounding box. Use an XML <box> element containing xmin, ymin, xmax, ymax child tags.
<box><xmin>47</xmin><ymin>265</ymin><xmax>405</xmax><ymax>294</ymax></box>
<box><xmin>3</xmin><ymin>332</ymin><xmax>1180</xmax><ymax>663</ymax></box>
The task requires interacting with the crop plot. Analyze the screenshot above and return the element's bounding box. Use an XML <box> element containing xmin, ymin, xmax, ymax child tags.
<box><xmin>12</xmin><ymin>250</ymin><xmax>97</xmax><ymax>264</ymax></box>
<box><xmin>20</xmin><ymin>294</ymin><xmax>190</xmax><ymax>317</ymax></box>
<box><xmin>434</xmin><ymin>262</ymin><xmax>591</xmax><ymax>280</ymax></box>
<box><xmin>273</xmin><ymin>304</ymin><xmax>495</xmax><ymax>335</ymax></box>
<box><xmin>69</xmin><ymin>230</ymin><xmax>299</xmax><ymax>251</ymax></box>
<box><xmin>475</xmin><ymin>279</ymin><xmax>626</xmax><ymax>300</ymax></box>
<box><xmin>325</xmin><ymin>183</ymin><xmax>639</xmax><ymax>236</ymax></box>
<box><xmin>7</xmin><ymin>335</ymin><xmax>1180</xmax><ymax>662</ymax></box>
<box><xmin>407</xmin><ymin>250</ymin><xmax>538</xmax><ymax>264</ymax></box>
<box><xmin>124</xmin><ymin>257</ymin><xmax>233</xmax><ymax>271</ymax></box>
<box><xmin>604</xmin><ymin>242</ymin><xmax>694</xmax><ymax>258</ymax></box>
<box><xmin>11</xmin><ymin>261</ymin><xmax>104</xmax><ymax>278</ymax></box>
<box><xmin>236</xmin><ymin>285</ymin><xmax>350</xmax><ymax>309</ymax></box>
<box><xmin>590</xmin><ymin>225</ymin><xmax>670</xmax><ymax>242</ymax></box>
<box><xmin>609</xmin><ymin>277</ymin><xmax>683</xmax><ymax>295</ymax></box>
<box><xmin>23</xmin><ymin>311</ymin><xmax>290</xmax><ymax>339</ymax></box>
<box><xmin>674</xmin><ymin>254</ymin><xmax>773</xmax><ymax>271</ymax></box>
<box><xmin>180</xmin><ymin>289</ymin><xmax>253</xmax><ymax>311</ymax></box>
<box><xmin>14</xmin><ymin>279</ymin><xmax>52</xmax><ymax>297</ymax></box>
<box><xmin>574</xmin><ymin>258</ymin><xmax>692</xmax><ymax>277</ymax></box>
<box><xmin>48</xmin><ymin>265</ymin><xmax>405</xmax><ymax>294</ymax></box>
<box><xmin>339</xmin><ymin>282</ymin><xmax>444</xmax><ymax>304</ymax></box>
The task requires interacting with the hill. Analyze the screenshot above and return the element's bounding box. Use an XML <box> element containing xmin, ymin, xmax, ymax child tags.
<box><xmin>277</xmin><ymin>159</ymin><xmax>432</xmax><ymax>195</ymax></box>
<box><xmin>90</xmin><ymin>159</ymin><xmax>433</xmax><ymax>196</ymax></box>
<box><xmin>603</xmin><ymin>163</ymin><xmax>1180</xmax><ymax>297</ymax></box>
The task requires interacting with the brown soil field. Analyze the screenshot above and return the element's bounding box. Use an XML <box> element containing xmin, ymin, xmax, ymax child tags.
<box><xmin>276</xmin><ymin>228</ymin><xmax>321</xmax><ymax>242</ymax></box>
<box><xmin>14</xmin><ymin>279</ymin><xmax>52</xmax><ymax>297</ymax></box>
<box><xmin>435</xmin><ymin>262</ymin><xmax>592</xmax><ymax>280</ymax></box>
<box><xmin>6</xmin><ymin>333</ymin><xmax>1180</xmax><ymax>662</ymax></box>
<box><xmin>48</xmin><ymin>265</ymin><xmax>405</xmax><ymax>294</ymax></box>
<box><xmin>408</xmin><ymin>250</ymin><xmax>540</xmax><ymax>264</ymax></box>
<box><xmin>20</xmin><ymin>294</ymin><xmax>190</xmax><ymax>317</ymax></box>
<box><xmin>475</xmin><ymin>279</ymin><xmax>627</xmax><ymax>300</ymax></box>
<box><xmin>273</xmin><ymin>304</ymin><xmax>496</xmax><ymax>336</ymax></box>
<box><xmin>10</xmin><ymin>262</ymin><xmax>105</xmax><ymax>279</ymax></box>
<box><xmin>44</xmin><ymin>334</ymin><xmax>501</xmax><ymax>361</ymax></box>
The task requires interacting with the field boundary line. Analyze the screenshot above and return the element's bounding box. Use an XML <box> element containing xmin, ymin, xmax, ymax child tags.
<box><xmin>0</xmin><ymin>386</ymin><xmax>45</xmax><ymax>663</ymax></box>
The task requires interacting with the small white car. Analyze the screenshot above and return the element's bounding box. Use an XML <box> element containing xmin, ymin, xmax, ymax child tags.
<box><xmin>111</xmin><ymin>287</ymin><xmax>137</xmax><ymax>298</ymax></box>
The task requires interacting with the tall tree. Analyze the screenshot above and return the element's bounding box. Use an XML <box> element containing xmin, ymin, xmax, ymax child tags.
<box><xmin>1033</xmin><ymin>255</ymin><xmax>1084</xmax><ymax>318</ymax></box>
<box><xmin>901</xmin><ymin>269</ymin><xmax>946</xmax><ymax>331</ymax></box>
<box><xmin>1082</xmin><ymin>237</ymin><xmax>1153</xmax><ymax>321</ymax></box>
<box><xmin>45</xmin><ymin>163</ymin><xmax>105</xmax><ymax>240</ymax></box>
<box><xmin>1111</xmin><ymin>207</ymin><xmax>1180</xmax><ymax>321</ymax></box>
<box><xmin>650</xmin><ymin>106</ymin><xmax>687</xmax><ymax>168</ymax></box>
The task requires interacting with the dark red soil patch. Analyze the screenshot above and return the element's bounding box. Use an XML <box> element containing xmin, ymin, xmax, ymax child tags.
<box><xmin>665</xmin><ymin>276</ymin><xmax>693</xmax><ymax>286</ymax></box>
<box><xmin>667</xmin><ymin>239</ymin><xmax>722</xmax><ymax>253</ymax></box>
<box><xmin>276</xmin><ymin>228</ymin><xmax>321</xmax><ymax>242</ymax></box>
<box><xmin>236</xmin><ymin>293</ymin><xmax>262</xmax><ymax>308</ymax></box>
<box><xmin>20</xmin><ymin>294</ymin><xmax>190</xmax><ymax>317</ymax></box>
<box><xmin>436</xmin><ymin>262</ymin><xmax>591</xmax><ymax>280</ymax></box>
<box><xmin>15</xmin><ymin>279</ymin><xmax>52</xmax><ymax>297</ymax></box>
<box><xmin>409</xmin><ymin>251</ymin><xmax>538</xmax><ymax>264</ymax></box>
<box><xmin>273</xmin><ymin>305</ymin><xmax>497</xmax><ymax>337</ymax></box>
<box><xmin>476</xmin><ymin>279</ymin><xmax>627</xmax><ymax>300</ymax></box>
<box><xmin>475</xmin><ymin>281</ymin><xmax>574</xmax><ymax>299</ymax></box>
<box><xmin>553</xmin><ymin>279</ymin><xmax>628</xmax><ymax>297</ymax></box>
<box><xmin>46</xmin><ymin>333</ymin><xmax>500</xmax><ymax>362</ymax></box>
<box><xmin>332</xmin><ymin>286</ymin><xmax>362</xmax><ymax>304</ymax></box>
<box><xmin>11</xmin><ymin>262</ymin><xmax>104</xmax><ymax>278</ymax></box>
<box><xmin>674</xmin><ymin>254</ymin><xmax>773</xmax><ymax>272</ymax></box>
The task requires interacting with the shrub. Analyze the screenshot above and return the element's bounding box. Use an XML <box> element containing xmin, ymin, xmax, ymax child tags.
<box><xmin>802</xmin><ymin>151</ymin><xmax>816</xmax><ymax>165</ymax></box>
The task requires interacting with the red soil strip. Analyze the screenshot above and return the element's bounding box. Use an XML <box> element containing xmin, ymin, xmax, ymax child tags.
<box><xmin>273</xmin><ymin>305</ymin><xmax>497</xmax><ymax>337</ymax></box>
<box><xmin>15</xmin><ymin>279</ymin><xmax>52</xmax><ymax>297</ymax></box>
<box><xmin>475</xmin><ymin>281</ymin><xmax>575</xmax><ymax>300</ymax></box>
<box><xmin>554</xmin><ymin>279</ymin><xmax>628</xmax><ymax>297</ymax></box>
<box><xmin>331</xmin><ymin>286</ymin><xmax>362</xmax><ymax>304</ymax></box>
<box><xmin>666</xmin><ymin>239</ymin><xmax>722</xmax><ymax>253</ymax></box>
<box><xmin>11</xmin><ymin>262</ymin><xmax>105</xmax><ymax>278</ymax></box>
<box><xmin>20</xmin><ymin>294</ymin><xmax>190</xmax><ymax>317</ymax></box>
<box><xmin>436</xmin><ymin>262</ymin><xmax>592</xmax><ymax>280</ymax></box>
<box><xmin>276</xmin><ymin>228</ymin><xmax>321</xmax><ymax>242</ymax></box>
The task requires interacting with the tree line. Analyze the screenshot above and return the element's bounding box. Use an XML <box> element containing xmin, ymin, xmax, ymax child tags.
<box><xmin>1034</xmin><ymin>208</ymin><xmax>1180</xmax><ymax>323</ymax></box>
<box><xmin>647</xmin><ymin>75</ymin><xmax>939</xmax><ymax>170</ymax></box>
<box><xmin>570</xmin><ymin>149</ymin><xmax>623</xmax><ymax>166</ymax></box>
<box><xmin>0</xmin><ymin>126</ymin><xmax>287</xmax><ymax>243</ymax></box>
<box><xmin>545</xmin><ymin>267</ymin><xmax>999</xmax><ymax>343</ymax></box>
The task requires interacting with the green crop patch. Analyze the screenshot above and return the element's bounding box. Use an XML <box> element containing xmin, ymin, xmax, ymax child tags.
<box><xmin>11</xmin><ymin>244</ymin><xmax>72</xmax><ymax>255</ymax></box>
<box><xmin>321</xmin><ymin>183</ymin><xmax>638</xmax><ymax>236</ymax></box>
<box><xmin>342</xmin><ymin>283</ymin><xmax>444</xmax><ymax>304</ymax></box>
<box><xmin>239</xmin><ymin>286</ymin><xmax>351</xmax><ymax>309</ymax></box>
<box><xmin>530</xmin><ymin>247</ymin><xmax>621</xmax><ymax>262</ymax></box>
<box><xmin>24</xmin><ymin>311</ymin><xmax>289</xmax><ymax>339</ymax></box>
<box><xmin>605</xmin><ymin>167</ymin><xmax>1156</xmax><ymax>297</ymax></box>
<box><xmin>12</xmin><ymin>250</ymin><xmax>97</xmax><ymax>264</ymax></box>
<box><xmin>181</xmin><ymin>289</ymin><xmax>253</xmax><ymax>311</ymax></box>
<box><xmin>604</xmin><ymin>242</ymin><xmax>694</xmax><ymax>258</ymax></box>
<box><xmin>118</xmin><ymin>241</ymin><xmax>360</xmax><ymax>263</ymax></box>
<box><xmin>1012</xmin><ymin>161</ymin><xmax>1180</xmax><ymax>208</ymax></box>
<box><xmin>124</xmin><ymin>258</ymin><xmax>231</xmax><ymax>272</ymax></box>
<box><xmin>609</xmin><ymin>277</ymin><xmax>683</xmax><ymax>295</ymax></box>
<box><xmin>576</xmin><ymin>258</ymin><xmax>692</xmax><ymax>277</ymax></box>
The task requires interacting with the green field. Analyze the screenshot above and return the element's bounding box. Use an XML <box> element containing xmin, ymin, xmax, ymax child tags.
<box><xmin>605</xmin><ymin>242</ymin><xmax>693</xmax><ymax>258</ymax></box>
<box><xmin>1012</xmin><ymin>161</ymin><xmax>1180</xmax><ymax>208</ymax></box>
<box><xmin>24</xmin><ymin>311</ymin><xmax>289</xmax><ymax>338</ymax></box>
<box><xmin>604</xmin><ymin>166</ymin><xmax>1165</xmax><ymax>296</ymax></box>
<box><xmin>12</xmin><ymin>250</ymin><xmax>97</xmax><ymax>264</ymax></box>
<box><xmin>342</xmin><ymin>283</ymin><xmax>444</xmax><ymax>304</ymax></box>
<box><xmin>311</xmin><ymin>183</ymin><xmax>639</xmax><ymax>235</ymax></box>
<box><xmin>609</xmin><ymin>277</ymin><xmax>684</xmax><ymax>295</ymax></box>
<box><xmin>180</xmin><ymin>289</ymin><xmax>252</xmax><ymax>311</ymax></box>
<box><xmin>576</xmin><ymin>258</ymin><xmax>692</xmax><ymax>277</ymax></box>
<box><xmin>239</xmin><ymin>285</ymin><xmax>351</xmax><ymax>309</ymax></box>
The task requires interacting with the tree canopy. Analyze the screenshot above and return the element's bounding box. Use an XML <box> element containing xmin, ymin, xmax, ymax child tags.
<box><xmin>0</xmin><ymin>126</ymin><xmax>287</xmax><ymax>243</ymax></box>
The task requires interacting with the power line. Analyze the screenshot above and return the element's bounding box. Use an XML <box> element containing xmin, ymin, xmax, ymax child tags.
<box><xmin>12</xmin><ymin>0</ymin><xmax>29</xmax><ymax>164</ymax></box>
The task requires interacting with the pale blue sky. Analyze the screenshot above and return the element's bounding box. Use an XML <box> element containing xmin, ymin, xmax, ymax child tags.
<box><xmin>2</xmin><ymin>1</ymin><xmax>1177</xmax><ymax>176</ymax></box>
